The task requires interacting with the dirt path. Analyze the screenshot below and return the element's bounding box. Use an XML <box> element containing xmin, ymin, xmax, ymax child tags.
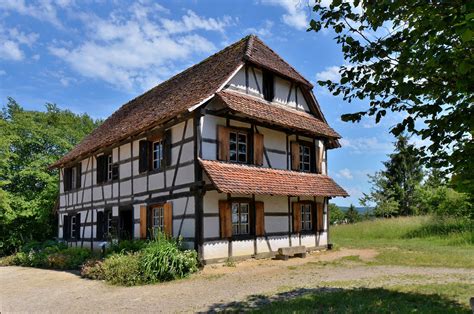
<box><xmin>1</xmin><ymin>248</ymin><xmax>472</xmax><ymax>313</ymax></box>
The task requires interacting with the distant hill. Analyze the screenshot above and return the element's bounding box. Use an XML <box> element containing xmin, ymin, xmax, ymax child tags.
<box><xmin>337</xmin><ymin>206</ymin><xmax>374</xmax><ymax>214</ymax></box>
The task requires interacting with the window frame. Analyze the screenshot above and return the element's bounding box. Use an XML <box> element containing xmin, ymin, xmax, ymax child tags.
<box><xmin>105</xmin><ymin>210</ymin><xmax>113</xmax><ymax>237</ymax></box>
<box><xmin>300</xmin><ymin>203</ymin><xmax>313</xmax><ymax>231</ymax></box>
<box><xmin>151</xmin><ymin>139</ymin><xmax>164</xmax><ymax>170</ymax></box>
<box><xmin>71</xmin><ymin>215</ymin><xmax>77</xmax><ymax>239</ymax></box>
<box><xmin>229</xmin><ymin>198</ymin><xmax>253</xmax><ymax>238</ymax></box>
<box><xmin>151</xmin><ymin>205</ymin><xmax>165</xmax><ymax>236</ymax></box>
<box><xmin>228</xmin><ymin>128</ymin><xmax>249</xmax><ymax>164</ymax></box>
<box><xmin>107</xmin><ymin>154</ymin><xmax>113</xmax><ymax>181</ymax></box>
<box><xmin>299</xmin><ymin>142</ymin><xmax>312</xmax><ymax>173</ymax></box>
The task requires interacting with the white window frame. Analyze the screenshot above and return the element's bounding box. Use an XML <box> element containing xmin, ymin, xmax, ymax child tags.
<box><xmin>299</xmin><ymin>144</ymin><xmax>311</xmax><ymax>172</ymax></box>
<box><xmin>107</xmin><ymin>155</ymin><xmax>113</xmax><ymax>181</ymax></box>
<box><xmin>152</xmin><ymin>140</ymin><xmax>164</xmax><ymax>170</ymax></box>
<box><xmin>71</xmin><ymin>166</ymin><xmax>77</xmax><ymax>189</ymax></box>
<box><xmin>71</xmin><ymin>215</ymin><xmax>77</xmax><ymax>238</ymax></box>
<box><xmin>106</xmin><ymin>211</ymin><xmax>113</xmax><ymax>236</ymax></box>
<box><xmin>152</xmin><ymin>206</ymin><xmax>164</xmax><ymax>235</ymax></box>
<box><xmin>229</xmin><ymin>131</ymin><xmax>248</xmax><ymax>163</ymax></box>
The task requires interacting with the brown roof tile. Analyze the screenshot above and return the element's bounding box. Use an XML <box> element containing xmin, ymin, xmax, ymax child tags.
<box><xmin>214</xmin><ymin>90</ymin><xmax>341</xmax><ymax>138</ymax></box>
<box><xmin>52</xmin><ymin>35</ymin><xmax>326</xmax><ymax>168</ymax></box>
<box><xmin>200</xmin><ymin>159</ymin><xmax>348</xmax><ymax>197</ymax></box>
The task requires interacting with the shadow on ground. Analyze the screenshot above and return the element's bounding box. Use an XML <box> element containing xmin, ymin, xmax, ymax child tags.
<box><xmin>204</xmin><ymin>287</ymin><xmax>470</xmax><ymax>313</ymax></box>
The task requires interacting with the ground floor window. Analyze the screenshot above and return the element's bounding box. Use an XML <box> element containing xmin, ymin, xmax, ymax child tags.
<box><xmin>301</xmin><ymin>203</ymin><xmax>313</xmax><ymax>231</ymax></box>
<box><xmin>231</xmin><ymin>202</ymin><xmax>250</xmax><ymax>235</ymax></box>
<box><xmin>152</xmin><ymin>205</ymin><xmax>164</xmax><ymax>235</ymax></box>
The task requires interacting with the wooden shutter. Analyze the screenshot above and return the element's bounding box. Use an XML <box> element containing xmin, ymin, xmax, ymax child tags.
<box><xmin>96</xmin><ymin>211</ymin><xmax>104</xmax><ymax>240</ymax></box>
<box><xmin>75</xmin><ymin>213</ymin><xmax>81</xmax><ymax>240</ymax></box>
<box><xmin>96</xmin><ymin>155</ymin><xmax>106</xmax><ymax>183</ymax></box>
<box><xmin>139</xmin><ymin>140</ymin><xmax>149</xmax><ymax>173</ymax></box>
<box><xmin>316</xmin><ymin>202</ymin><xmax>324</xmax><ymax>231</ymax></box>
<box><xmin>163</xmin><ymin>129</ymin><xmax>172</xmax><ymax>167</ymax></box>
<box><xmin>217</xmin><ymin>126</ymin><xmax>230</xmax><ymax>161</ymax></box>
<box><xmin>63</xmin><ymin>167</ymin><xmax>71</xmax><ymax>191</ymax></box>
<box><xmin>292</xmin><ymin>202</ymin><xmax>301</xmax><ymax>233</ymax></box>
<box><xmin>219</xmin><ymin>200</ymin><xmax>232</xmax><ymax>238</ymax></box>
<box><xmin>316</xmin><ymin>145</ymin><xmax>324</xmax><ymax>174</ymax></box>
<box><xmin>253</xmin><ymin>133</ymin><xmax>264</xmax><ymax>166</ymax></box>
<box><xmin>140</xmin><ymin>205</ymin><xmax>147</xmax><ymax>239</ymax></box>
<box><xmin>163</xmin><ymin>202</ymin><xmax>173</xmax><ymax>237</ymax></box>
<box><xmin>255</xmin><ymin>201</ymin><xmax>265</xmax><ymax>236</ymax></box>
<box><xmin>291</xmin><ymin>142</ymin><xmax>300</xmax><ymax>171</ymax></box>
<box><xmin>63</xmin><ymin>215</ymin><xmax>70</xmax><ymax>240</ymax></box>
<box><xmin>76</xmin><ymin>164</ymin><xmax>82</xmax><ymax>188</ymax></box>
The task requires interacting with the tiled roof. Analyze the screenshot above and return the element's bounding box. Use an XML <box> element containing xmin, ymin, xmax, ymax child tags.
<box><xmin>51</xmin><ymin>35</ymin><xmax>317</xmax><ymax>168</ymax></box>
<box><xmin>200</xmin><ymin>159</ymin><xmax>349</xmax><ymax>197</ymax></box>
<box><xmin>214</xmin><ymin>90</ymin><xmax>341</xmax><ymax>138</ymax></box>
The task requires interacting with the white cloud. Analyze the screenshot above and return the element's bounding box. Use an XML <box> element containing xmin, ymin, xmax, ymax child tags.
<box><xmin>340</xmin><ymin>137</ymin><xmax>393</xmax><ymax>155</ymax></box>
<box><xmin>0</xmin><ymin>69</ymin><xmax>6</xmax><ymax>75</ymax></box>
<box><xmin>245</xmin><ymin>20</ymin><xmax>274</xmax><ymax>37</ymax></box>
<box><xmin>315</xmin><ymin>65</ymin><xmax>340</xmax><ymax>82</ymax></box>
<box><xmin>0</xmin><ymin>26</ymin><xmax>38</xmax><ymax>61</ymax></box>
<box><xmin>261</xmin><ymin>0</ymin><xmax>309</xmax><ymax>30</ymax></box>
<box><xmin>48</xmin><ymin>5</ymin><xmax>232</xmax><ymax>91</ymax></box>
<box><xmin>336</xmin><ymin>168</ymin><xmax>353</xmax><ymax>179</ymax></box>
<box><xmin>0</xmin><ymin>0</ymin><xmax>71</xmax><ymax>28</ymax></box>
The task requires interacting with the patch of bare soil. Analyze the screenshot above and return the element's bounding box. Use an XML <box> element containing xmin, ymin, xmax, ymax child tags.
<box><xmin>1</xmin><ymin>248</ymin><xmax>472</xmax><ymax>313</ymax></box>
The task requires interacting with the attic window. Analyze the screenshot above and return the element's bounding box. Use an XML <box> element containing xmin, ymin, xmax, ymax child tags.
<box><xmin>262</xmin><ymin>70</ymin><xmax>274</xmax><ymax>101</ymax></box>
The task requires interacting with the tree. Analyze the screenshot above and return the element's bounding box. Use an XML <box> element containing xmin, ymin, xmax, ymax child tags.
<box><xmin>309</xmin><ymin>1</ymin><xmax>474</xmax><ymax>195</ymax></box>
<box><xmin>360</xmin><ymin>135</ymin><xmax>423</xmax><ymax>216</ymax></box>
<box><xmin>329</xmin><ymin>203</ymin><xmax>345</xmax><ymax>224</ymax></box>
<box><xmin>0</xmin><ymin>98</ymin><xmax>100</xmax><ymax>255</ymax></box>
<box><xmin>345</xmin><ymin>204</ymin><xmax>360</xmax><ymax>223</ymax></box>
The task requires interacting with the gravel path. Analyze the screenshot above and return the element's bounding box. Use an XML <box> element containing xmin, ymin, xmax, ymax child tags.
<box><xmin>1</xmin><ymin>249</ymin><xmax>472</xmax><ymax>313</ymax></box>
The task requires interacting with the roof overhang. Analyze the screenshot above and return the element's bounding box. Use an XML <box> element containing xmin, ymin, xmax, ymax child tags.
<box><xmin>200</xmin><ymin>159</ymin><xmax>349</xmax><ymax>197</ymax></box>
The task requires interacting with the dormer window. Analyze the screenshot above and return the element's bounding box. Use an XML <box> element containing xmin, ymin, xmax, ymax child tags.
<box><xmin>262</xmin><ymin>70</ymin><xmax>274</xmax><ymax>101</ymax></box>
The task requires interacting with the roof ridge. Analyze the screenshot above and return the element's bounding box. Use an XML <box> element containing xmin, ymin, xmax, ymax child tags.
<box><xmin>244</xmin><ymin>34</ymin><xmax>256</xmax><ymax>58</ymax></box>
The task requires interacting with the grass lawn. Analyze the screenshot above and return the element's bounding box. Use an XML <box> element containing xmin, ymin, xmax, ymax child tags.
<box><xmin>331</xmin><ymin>216</ymin><xmax>474</xmax><ymax>268</ymax></box>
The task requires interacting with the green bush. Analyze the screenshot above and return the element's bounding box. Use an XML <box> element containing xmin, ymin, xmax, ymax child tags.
<box><xmin>47</xmin><ymin>247</ymin><xmax>92</xmax><ymax>270</ymax></box>
<box><xmin>108</xmin><ymin>239</ymin><xmax>147</xmax><ymax>255</ymax></box>
<box><xmin>141</xmin><ymin>234</ymin><xmax>198</xmax><ymax>282</ymax></box>
<box><xmin>102</xmin><ymin>252</ymin><xmax>143</xmax><ymax>286</ymax></box>
<box><xmin>80</xmin><ymin>259</ymin><xmax>105</xmax><ymax>280</ymax></box>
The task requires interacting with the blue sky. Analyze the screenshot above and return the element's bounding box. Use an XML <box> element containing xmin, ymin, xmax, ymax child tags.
<box><xmin>0</xmin><ymin>0</ymin><xmax>408</xmax><ymax>206</ymax></box>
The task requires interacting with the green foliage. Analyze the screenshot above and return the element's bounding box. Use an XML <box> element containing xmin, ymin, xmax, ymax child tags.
<box><xmin>108</xmin><ymin>239</ymin><xmax>147</xmax><ymax>255</ymax></box>
<box><xmin>328</xmin><ymin>203</ymin><xmax>345</xmax><ymax>224</ymax></box>
<box><xmin>0</xmin><ymin>98</ymin><xmax>100</xmax><ymax>255</ymax></box>
<box><xmin>46</xmin><ymin>247</ymin><xmax>92</xmax><ymax>270</ymax></box>
<box><xmin>309</xmin><ymin>1</ymin><xmax>474</xmax><ymax>195</ymax></box>
<box><xmin>80</xmin><ymin>259</ymin><xmax>105</xmax><ymax>280</ymax></box>
<box><xmin>344</xmin><ymin>204</ymin><xmax>360</xmax><ymax>223</ymax></box>
<box><xmin>141</xmin><ymin>233</ymin><xmax>198</xmax><ymax>282</ymax></box>
<box><xmin>102</xmin><ymin>252</ymin><xmax>144</xmax><ymax>286</ymax></box>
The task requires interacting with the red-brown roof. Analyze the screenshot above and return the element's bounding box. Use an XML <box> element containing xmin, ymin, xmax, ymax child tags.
<box><xmin>200</xmin><ymin>159</ymin><xmax>348</xmax><ymax>197</ymax></box>
<box><xmin>214</xmin><ymin>90</ymin><xmax>341</xmax><ymax>138</ymax></box>
<box><xmin>51</xmin><ymin>35</ymin><xmax>330</xmax><ymax>168</ymax></box>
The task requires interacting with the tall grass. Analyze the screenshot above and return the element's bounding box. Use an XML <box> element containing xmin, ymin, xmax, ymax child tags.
<box><xmin>331</xmin><ymin>216</ymin><xmax>474</xmax><ymax>268</ymax></box>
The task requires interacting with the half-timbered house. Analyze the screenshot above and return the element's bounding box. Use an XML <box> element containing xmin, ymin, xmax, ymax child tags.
<box><xmin>52</xmin><ymin>35</ymin><xmax>348</xmax><ymax>264</ymax></box>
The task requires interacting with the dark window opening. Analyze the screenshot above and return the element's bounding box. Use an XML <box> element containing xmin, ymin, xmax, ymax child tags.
<box><xmin>63</xmin><ymin>163</ymin><xmax>81</xmax><ymax>191</ymax></box>
<box><xmin>299</xmin><ymin>144</ymin><xmax>311</xmax><ymax>172</ymax></box>
<box><xmin>262</xmin><ymin>70</ymin><xmax>274</xmax><ymax>101</ymax></box>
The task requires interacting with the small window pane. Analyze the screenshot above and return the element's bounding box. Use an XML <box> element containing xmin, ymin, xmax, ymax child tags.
<box><xmin>230</xmin><ymin>132</ymin><xmax>237</xmax><ymax>142</ymax></box>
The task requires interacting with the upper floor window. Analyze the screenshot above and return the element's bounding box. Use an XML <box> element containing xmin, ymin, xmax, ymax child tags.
<box><xmin>63</xmin><ymin>163</ymin><xmax>81</xmax><ymax>191</ymax></box>
<box><xmin>152</xmin><ymin>140</ymin><xmax>164</xmax><ymax>170</ymax></box>
<box><xmin>299</xmin><ymin>143</ymin><xmax>311</xmax><ymax>172</ymax></box>
<box><xmin>97</xmin><ymin>153</ymin><xmax>118</xmax><ymax>184</ymax></box>
<box><xmin>229</xmin><ymin>131</ymin><xmax>248</xmax><ymax>163</ymax></box>
<box><xmin>262</xmin><ymin>70</ymin><xmax>274</xmax><ymax>101</ymax></box>
<box><xmin>231</xmin><ymin>201</ymin><xmax>250</xmax><ymax>235</ymax></box>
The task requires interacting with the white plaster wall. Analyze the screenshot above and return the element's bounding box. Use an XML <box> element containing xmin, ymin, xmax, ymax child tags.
<box><xmin>173</xmin><ymin>196</ymin><xmax>195</xmax><ymax>216</ymax></box>
<box><xmin>232</xmin><ymin>240</ymin><xmax>254</xmax><ymax>257</ymax></box>
<box><xmin>203</xmin><ymin>240</ymin><xmax>229</xmax><ymax>261</ymax></box>
<box><xmin>174</xmin><ymin>219</ymin><xmax>194</xmax><ymax>238</ymax></box>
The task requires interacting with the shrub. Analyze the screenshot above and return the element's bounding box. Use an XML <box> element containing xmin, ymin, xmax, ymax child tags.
<box><xmin>0</xmin><ymin>254</ymin><xmax>17</xmax><ymax>266</ymax></box>
<box><xmin>108</xmin><ymin>239</ymin><xmax>147</xmax><ymax>255</ymax></box>
<box><xmin>81</xmin><ymin>259</ymin><xmax>105</xmax><ymax>280</ymax></box>
<box><xmin>141</xmin><ymin>234</ymin><xmax>198</xmax><ymax>282</ymax></box>
<box><xmin>102</xmin><ymin>252</ymin><xmax>143</xmax><ymax>286</ymax></box>
<box><xmin>47</xmin><ymin>247</ymin><xmax>92</xmax><ymax>270</ymax></box>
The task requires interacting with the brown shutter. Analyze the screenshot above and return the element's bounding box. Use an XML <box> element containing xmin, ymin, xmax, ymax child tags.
<box><xmin>164</xmin><ymin>202</ymin><xmax>173</xmax><ymax>237</ymax></box>
<box><xmin>75</xmin><ymin>213</ymin><xmax>81</xmax><ymax>240</ymax></box>
<box><xmin>139</xmin><ymin>140</ymin><xmax>149</xmax><ymax>173</ymax></box>
<box><xmin>76</xmin><ymin>163</ymin><xmax>82</xmax><ymax>188</ymax></box>
<box><xmin>163</xmin><ymin>129</ymin><xmax>172</xmax><ymax>167</ymax></box>
<box><xmin>140</xmin><ymin>205</ymin><xmax>147</xmax><ymax>239</ymax></box>
<box><xmin>96</xmin><ymin>155</ymin><xmax>106</xmax><ymax>183</ymax></box>
<box><xmin>217</xmin><ymin>125</ymin><xmax>230</xmax><ymax>161</ymax></box>
<box><xmin>316</xmin><ymin>202</ymin><xmax>324</xmax><ymax>231</ymax></box>
<box><xmin>255</xmin><ymin>201</ymin><xmax>265</xmax><ymax>236</ymax></box>
<box><xmin>63</xmin><ymin>167</ymin><xmax>72</xmax><ymax>191</ymax></box>
<box><xmin>253</xmin><ymin>133</ymin><xmax>264</xmax><ymax>166</ymax></box>
<box><xmin>292</xmin><ymin>202</ymin><xmax>301</xmax><ymax>233</ymax></box>
<box><xmin>219</xmin><ymin>200</ymin><xmax>232</xmax><ymax>238</ymax></box>
<box><xmin>316</xmin><ymin>145</ymin><xmax>324</xmax><ymax>174</ymax></box>
<box><xmin>291</xmin><ymin>142</ymin><xmax>300</xmax><ymax>171</ymax></box>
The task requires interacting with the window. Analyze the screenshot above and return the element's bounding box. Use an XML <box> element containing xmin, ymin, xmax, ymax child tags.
<box><xmin>97</xmin><ymin>154</ymin><xmax>118</xmax><ymax>183</ymax></box>
<box><xmin>106</xmin><ymin>210</ymin><xmax>113</xmax><ymax>236</ymax></box>
<box><xmin>231</xmin><ymin>202</ymin><xmax>250</xmax><ymax>235</ymax></box>
<box><xmin>63</xmin><ymin>163</ymin><xmax>81</xmax><ymax>191</ymax></box>
<box><xmin>71</xmin><ymin>215</ymin><xmax>77</xmax><ymax>239</ymax></box>
<box><xmin>107</xmin><ymin>155</ymin><xmax>113</xmax><ymax>181</ymax></box>
<box><xmin>299</xmin><ymin>144</ymin><xmax>311</xmax><ymax>172</ymax></box>
<box><xmin>152</xmin><ymin>206</ymin><xmax>164</xmax><ymax>235</ymax></box>
<box><xmin>301</xmin><ymin>203</ymin><xmax>313</xmax><ymax>231</ymax></box>
<box><xmin>229</xmin><ymin>131</ymin><xmax>248</xmax><ymax>163</ymax></box>
<box><xmin>262</xmin><ymin>70</ymin><xmax>274</xmax><ymax>101</ymax></box>
<box><xmin>71</xmin><ymin>167</ymin><xmax>77</xmax><ymax>189</ymax></box>
<box><xmin>152</xmin><ymin>140</ymin><xmax>164</xmax><ymax>170</ymax></box>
